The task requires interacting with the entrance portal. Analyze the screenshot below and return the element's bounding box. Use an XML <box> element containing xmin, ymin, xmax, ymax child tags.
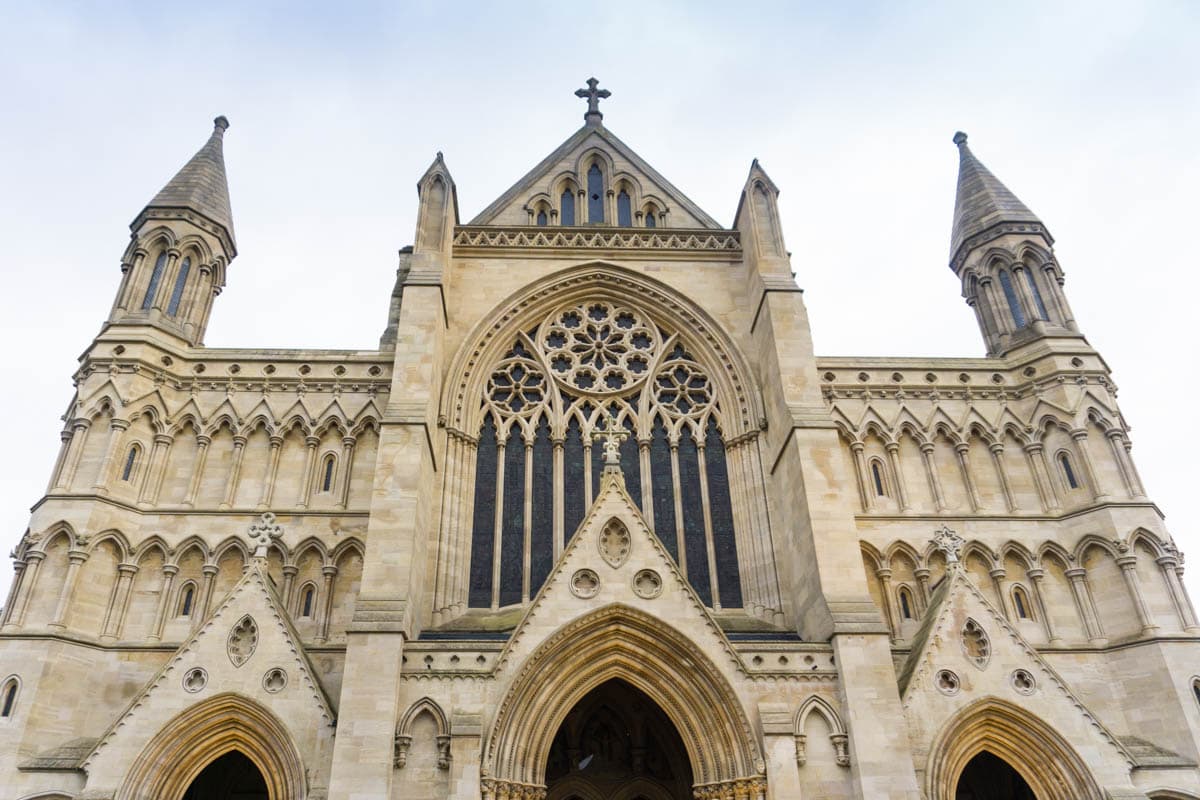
<box><xmin>545</xmin><ymin>678</ymin><xmax>692</xmax><ymax>800</ymax></box>
<box><xmin>955</xmin><ymin>751</ymin><xmax>1036</xmax><ymax>800</ymax></box>
<box><xmin>182</xmin><ymin>750</ymin><xmax>269</xmax><ymax>800</ymax></box>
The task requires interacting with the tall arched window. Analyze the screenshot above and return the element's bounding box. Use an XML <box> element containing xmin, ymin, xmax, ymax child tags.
<box><xmin>1012</xmin><ymin>585</ymin><xmax>1033</xmax><ymax>619</ymax></box>
<box><xmin>166</xmin><ymin>256</ymin><xmax>191</xmax><ymax>316</ymax></box>
<box><xmin>178</xmin><ymin>583</ymin><xmax>196</xmax><ymax>617</ymax></box>
<box><xmin>998</xmin><ymin>270</ymin><xmax>1026</xmax><ymax>329</ymax></box>
<box><xmin>1058</xmin><ymin>452</ymin><xmax>1080</xmax><ymax>489</ymax></box>
<box><xmin>870</xmin><ymin>459</ymin><xmax>887</xmax><ymax>497</ymax></box>
<box><xmin>121</xmin><ymin>444</ymin><xmax>139</xmax><ymax>482</ymax></box>
<box><xmin>898</xmin><ymin>587</ymin><xmax>914</xmax><ymax>620</ymax></box>
<box><xmin>587</xmin><ymin>164</ymin><xmax>604</xmax><ymax>223</ymax></box>
<box><xmin>560</xmin><ymin>190</ymin><xmax>576</xmax><ymax>226</ymax></box>
<box><xmin>1193</xmin><ymin>678</ymin><xmax>1200</xmax><ymax>709</ymax></box>
<box><xmin>141</xmin><ymin>252</ymin><xmax>168</xmax><ymax>310</ymax></box>
<box><xmin>466</xmin><ymin>301</ymin><xmax>743</xmax><ymax>611</ymax></box>
<box><xmin>1023</xmin><ymin>268</ymin><xmax>1049</xmax><ymax>320</ymax></box>
<box><xmin>300</xmin><ymin>584</ymin><xmax>316</xmax><ymax>617</ymax></box>
<box><xmin>0</xmin><ymin>677</ymin><xmax>17</xmax><ymax>718</ymax></box>
<box><xmin>617</xmin><ymin>190</ymin><xmax>632</xmax><ymax>227</ymax></box>
<box><xmin>320</xmin><ymin>455</ymin><xmax>336</xmax><ymax>493</ymax></box>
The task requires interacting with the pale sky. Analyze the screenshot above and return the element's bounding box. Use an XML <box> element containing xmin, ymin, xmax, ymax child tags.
<box><xmin>1</xmin><ymin>1</ymin><xmax>1198</xmax><ymax>600</ymax></box>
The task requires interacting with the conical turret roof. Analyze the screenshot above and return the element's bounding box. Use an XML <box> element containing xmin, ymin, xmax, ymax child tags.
<box><xmin>136</xmin><ymin>116</ymin><xmax>236</xmax><ymax>252</ymax></box>
<box><xmin>949</xmin><ymin>132</ymin><xmax>1048</xmax><ymax>269</ymax></box>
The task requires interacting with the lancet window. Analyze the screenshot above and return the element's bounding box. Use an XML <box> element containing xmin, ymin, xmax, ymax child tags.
<box><xmin>141</xmin><ymin>252</ymin><xmax>168</xmax><ymax>310</ymax></box>
<box><xmin>166</xmin><ymin>256</ymin><xmax>191</xmax><ymax>316</ymax></box>
<box><xmin>998</xmin><ymin>270</ymin><xmax>1026</xmax><ymax>329</ymax></box>
<box><xmin>465</xmin><ymin>300</ymin><xmax>744</xmax><ymax>611</ymax></box>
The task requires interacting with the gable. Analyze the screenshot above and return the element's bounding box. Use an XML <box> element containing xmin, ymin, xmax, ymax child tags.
<box><xmin>469</xmin><ymin>125</ymin><xmax>722</xmax><ymax>229</ymax></box>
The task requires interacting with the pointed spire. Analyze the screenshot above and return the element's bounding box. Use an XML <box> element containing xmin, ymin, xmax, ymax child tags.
<box><xmin>949</xmin><ymin>131</ymin><xmax>1047</xmax><ymax>269</ymax></box>
<box><xmin>136</xmin><ymin>116</ymin><xmax>236</xmax><ymax>253</ymax></box>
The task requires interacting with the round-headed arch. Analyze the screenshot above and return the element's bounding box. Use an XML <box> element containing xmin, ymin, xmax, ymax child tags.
<box><xmin>484</xmin><ymin>603</ymin><xmax>763</xmax><ymax>788</ymax></box>
<box><xmin>926</xmin><ymin>696</ymin><xmax>1103</xmax><ymax>800</ymax></box>
<box><xmin>442</xmin><ymin>263</ymin><xmax>764</xmax><ymax>439</ymax></box>
<box><xmin>117</xmin><ymin>692</ymin><xmax>304</xmax><ymax>800</ymax></box>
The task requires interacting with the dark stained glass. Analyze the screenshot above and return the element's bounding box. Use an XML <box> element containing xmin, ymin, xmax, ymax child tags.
<box><xmin>564</xmin><ymin>417</ymin><xmax>585</xmax><ymax>541</ymax></box>
<box><xmin>678</xmin><ymin>427</ymin><xmax>712</xmax><ymax>606</ymax></box>
<box><xmin>561</xmin><ymin>190</ymin><xmax>575</xmax><ymax>226</ymax></box>
<box><xmin>650</xmin><ymin>417</ymin><xmax>678</xmax><ymax>562</ymax></box>
<box><xmin>468</xmin><ymin>415</ymin><xmax>498</xmax><ymax>606</ymax></box>
<box><xmin>617</xmin><ymin>191</ymin><xmax>632</xmax><ymax>227</ymax></box>
<box><xmin>587</xmin><ymin>164</ymin><xmax>604</xmax><ymax>223</ymax></box>
<box><xmin>619</xmin><ymin>415</ymin><xmax>642</xmax><ymax>512</ymax></box>
<box><xmin>1</xmin><ymin>683</ymin><xmax>15</xmax><ymax>717</ymax></box>
<box><xmin>536</xmin><ymin>210</ymin><xmax>548</xmax><ymax>226</ymax></box>
<box><xmin>999</xmin><ymin>270</ymin><xmax>1026</xmax><ymax>329</ymax></box>
<box><xmin>141</xmin><ymin>252</ymin><xmax>167</xmax><ymax>310</ymax></box>
<box><xmin>645</xmin><ymin>211</ymin><xmax>656</xmax><ymax>228</ymax></box>
<box><xmin>1024</xmin><ymin>269</ymin><xmax>1049</xmax><ymax>320</ymax></box>
<box><xmin>499</xmin><ymin>428</ymin><xmax>525</xmax><ymax>606</ymax></box>
<box><xmin>167</xmin><ymin>257</ymin><xmax>191</xmax><ymax>316</ymax></box>
<box><xmin>705</xmin><ymin>417</ymin><xmax>742</xmax><ymax>608</ymax></box>
<box><xmin>530</xmin><ymin>418</ymin><xmax>554</xmax><ymax>594</ymax></box>
<box><xmin>121</xmin><ymin>446</ymin><xmax>137</xmax><ymax>481</ymax></box>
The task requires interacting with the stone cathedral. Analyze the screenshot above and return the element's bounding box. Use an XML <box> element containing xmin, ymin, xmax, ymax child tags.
<box><xmin>1</xmin><ymin>81</ymin><xmax>1198</xmax><ymax>800</ymax></box>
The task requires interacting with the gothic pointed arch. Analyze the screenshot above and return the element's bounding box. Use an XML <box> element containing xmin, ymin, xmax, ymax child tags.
<box><xmin>925</xmin><ymin>696</ymin><xmax>1104</xmax><ymax>800</ymax></box>
<box><xmin>483</xmin><ymin>604</ymin><xmax>764</xmax><ymax>794</ymax></box>
<box><xmin>117</xmin><ymin>692</ymin><xmax>305</xmax><ymax>800</ymax></box>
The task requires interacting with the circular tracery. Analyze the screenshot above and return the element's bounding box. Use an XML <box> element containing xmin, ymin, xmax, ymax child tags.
<box><xmin>541</xmin><ymin>302</ymin><xmax>659</xmax><ymax>395</ymax></box>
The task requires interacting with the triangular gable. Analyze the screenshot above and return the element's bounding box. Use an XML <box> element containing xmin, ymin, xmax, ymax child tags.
<box><xmin>81</xmin><ymin>561</ymin><xmax>335</xmax><ymax>774</ymax></box>
<box><xmin>899</xmin><ymin>565</ymin><xmax>1135</xmax><ymax>771</ymax></box>
<box><xmin>493</xmin><ymin>464</ymin><xmax>745</xmax><ymax>677</ymax></box>
<box><xmin>469</xmin><ymin>124</ymin><xmax>722</xmax><ymax>229</ymax></box>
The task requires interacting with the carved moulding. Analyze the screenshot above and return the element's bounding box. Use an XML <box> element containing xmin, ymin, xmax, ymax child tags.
<box><xmin>227</xmin><ymin>615</ymin><xmax>258</xmax><ymax>668</ymax></box>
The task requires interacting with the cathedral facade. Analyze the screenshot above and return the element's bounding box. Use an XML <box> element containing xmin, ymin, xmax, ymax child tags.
<box><xmin>1</xmin><ymin>83</ymin><xmax>1198</xmax><ymax>800</ymax></box>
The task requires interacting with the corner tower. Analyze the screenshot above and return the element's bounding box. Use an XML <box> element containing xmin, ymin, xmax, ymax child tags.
<box><xmin>107</xmin><ymin>116</ymin><xmax>236</xmax><ymax>346</ymax></box>
<box><xmin>950</xmin><ymin>132</ymin><xmax>1080</xmax><ymax>356</ymax></box>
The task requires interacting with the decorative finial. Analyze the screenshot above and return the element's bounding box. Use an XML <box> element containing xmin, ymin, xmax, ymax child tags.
<box><xmin>931</xmin><ymin>524</ymin><xmax>964</xmax><ymax>566</ymax></box>
<box><xmin>591</xmin><ymin>412</ymin><xmax>628</xmax><ymax>468</ymax></box>
<box><xmin>953</xmin><ymin>131</ymin><xmax>968</xmax><ymax>147</ymax></box>
<box><xmin>575</xmin><ymin>77</ymin><xmax>611</xmax><ymax>125</ymax></box>
<box><xmin>213</xmin><ymin>115</ymin><xmax>230</xmax><ymax>135</ymax></box>
<box><xmin>247</xmin><ymin>512</ymin><xmax>283</xmax><ymax>560</ymax></box>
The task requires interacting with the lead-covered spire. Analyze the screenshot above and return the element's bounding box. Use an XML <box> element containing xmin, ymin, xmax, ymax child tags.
<box><xmin>949</xmin><ymin>131</ymin><xmax>1047</xmax><ymax>271</ymax></box>
<box><xmin>135</xmin><ymin>116</ymin><xmax>236</xmax><ymax>256</ymax></box>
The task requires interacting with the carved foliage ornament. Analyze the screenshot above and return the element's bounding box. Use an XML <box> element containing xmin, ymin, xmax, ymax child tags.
<box><xmin>227</xmin><ymin>615</ymin><xmax>259</xmax><ymax>668</ymax></box>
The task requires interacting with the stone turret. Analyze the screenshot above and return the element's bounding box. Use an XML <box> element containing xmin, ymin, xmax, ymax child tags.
<box><xmin>949</xmin><ymin>132</ymin><xmax>1080</xmax><ymax>356</ymax></box>
<box><xmin>107</xmin><ymin>116</ymin><xmax>236</xmax><ymax>346</ymax></box>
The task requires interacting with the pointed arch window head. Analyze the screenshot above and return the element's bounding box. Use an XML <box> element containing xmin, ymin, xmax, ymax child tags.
<box><xmin>0</xmin><ymin>678</ymin><xmax>17</xmax><ymax>718</ymax></box>
<box><xmin>320</xmin><ymin>454</ymin><xmax>337</xmax><ymax>493</ymax></box>
<box><xmin>587</xmin><ymin>163</ymin><xmax>604</xmax><ymax>223</ymax></box>
<box><xmin>617</xmin><ymin>189</ymin><xmax>632</xmax><ymax>227</ymax></box>
<box><xmin>300</xmin><ymin>584</ymin><xmax>316</xmax><ymax>617</ymax></box>
<box><xmin>536</xmin><ymin>210</ymin><xmax>548</xmax><ymax>226</ymax></box>
<box><xmin>1193</xmin><ymin>678</ymin><xmax>1200</xmax><ymax>709</ymax></box>
<box><xmin>141</xmin><ymin>252</ymin><xmax>168</xmax><ymax>310</ymax></box>
<box><xmin>166</xmin><ymin>256</ymin><xmax>191</xmax><ymax>317</ymax></box>
<box><xmin>178</xmin><ymin>583</ymin><xmax>196</xmax><ymax>617</ymax></box>
<box><xmin>560</xmin><ymin>190</ymin><xmax>576</xmax><ymax>226</ymax></box>
<box><xmin>1058</xmin><ymin>451</ymin><xmax>1080</xmax><ymax>489</ymax></box>
<box><xmin>898</xmin><ymin>586</ymin><xmax>914</xmax><ymax>620</ymax></box>
<box><xmin>121</xmin><ymin>444</ymin><xmax>140</xmax><ymax>482</ymax></box>
<box><xmin>870</xmin><ymin>459</ymin><xmax>887</xmax><ymax>497</ymax></box>
<box><xmin>1012</xmin><ymin>585</ymin><xmax>1032</xmax><ymax>619</ymax></box>
<box><xmin>998</xmin><ymin>270</ymin><xmax>1026</xmax><ymax>329</ymax></box>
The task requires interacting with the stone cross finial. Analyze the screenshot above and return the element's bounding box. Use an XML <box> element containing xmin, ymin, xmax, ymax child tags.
<box><xmin>592</xmin><ymin>413</ymin><xmax>628</xmax><ymax>468</ymax></box>
<box><xmin>575</xmin><ymin>77</ymin><xmax>611</xmax><ymax>124</ymax></box>
<box><xmin>248</xmin><ymin>512</ymin><xmax>283</xmax><ymax>559</ymax></box>
<box><xmin>931</xmin><ymin>525</ymin><xmax>964</xmax><ymax>565</ymax></box>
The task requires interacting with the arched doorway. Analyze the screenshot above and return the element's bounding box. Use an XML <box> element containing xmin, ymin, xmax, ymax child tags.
<box><xmin>956</xmin><ymin>751</ymin><xmax>1036</xmax><ymax>799</ymax></box>
<box><xmin>545</xmin><ymin>679</ymin><xmax>692</xmax><ymax>800</ymax></box>
<box><xmin>183</xmin><ymin>751</ymin><xmax>269</xmax><ymax>799</ymax></box>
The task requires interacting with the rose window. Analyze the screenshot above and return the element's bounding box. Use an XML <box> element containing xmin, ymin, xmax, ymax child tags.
<box><xmin>487</xmin><ymin>359</ymin><xmax>545</xmax><ymax>415</ymax></box>
<box><xmin>655</xmin><ymin>361</ymin><xmax>712</xmax><ymax>417</ymax></box>
<box><xmin>540</xmin><ymin>302</ymin><xmax>658</xmax><ymax>394</ymax></box>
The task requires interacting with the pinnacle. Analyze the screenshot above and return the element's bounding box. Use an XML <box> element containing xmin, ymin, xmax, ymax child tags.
<box><xmin>949</xmin><ymin>131</ymin><xmax>1045</xmax><ymax>268</ymax></box>
<box><xmin>136</xmin><ymin>114</ymin><xmax>236</xmax><ymax>252</ymax></box>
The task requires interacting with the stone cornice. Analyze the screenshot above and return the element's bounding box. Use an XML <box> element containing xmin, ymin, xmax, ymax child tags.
<box><xmin>452</xmin><ymin>225</ymin><xmax>741</xmax><ymax>257</ymax></box>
